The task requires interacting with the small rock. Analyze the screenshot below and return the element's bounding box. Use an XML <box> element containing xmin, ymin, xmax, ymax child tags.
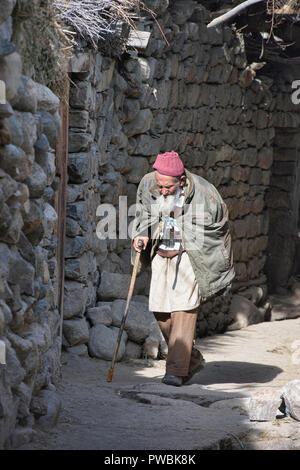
<box><xmin>227</xmin><ymin>294</ymin><xmax>266</xmax><ymax>331</ymax></box>
<box><xmin>126</xmin><ymin>157</ymin><xmax>149</xmax><ymax>184</ymax></box>
<box><xmin>63</xmin><ymin>318</ymin><xmax>89</xmax><ymax>346</ymax></box>
<box><xmin>68</xmin><ymin>152</ymin><xmax>91</xmax><ymax>183</ymax></box>
<box><xmin>0</xmin><ymin>101</ymin><xmax>13</xmax><ymax>119</ymax></box>
<box><xmin>0</xmin><ymin>309</ymin><xmax>5</xmax><ymax>337</ymax></box>
<box><xmin>86</xmin><ymin>304</ymin><xmax>112</xmax><ymax>327</ymax></box>
<box><xmin>5</xmin><ymin>342</ymin><xmax>26</xmax><ymax>389</ymax></box>
<box><xmin>111</xmin><ymin>299</ymin><xmax>155</xmax><ymax>344</ymax></box>
<box><xmin>42</xmin><ymin>202</ymin><xmax>57</xmax><ymax>239</ymax></box>
<box><xmin>0</xmin><ymin>168</ymin><xmax>18</xmax><ymax>200</ymax></box>
<box><xmin>131</xmin><ymin>295</ymin><xmax>149</xmax><ymax>304</ymax></box>
<box><xmin>36</xmin><ymin>83</ymin><xmax>59</xmax><ymax>114</ymax></box>
<box><xmin>65</xmin><ymin>234</ymin><xmax>89</xmax><ymax>259</ymax></box>
<box><xmin>0</xmin><ymin>51</ymin><xmax>22</xmax><ymax>101</ymax></box>
<box><xmin>68</xmin><ymin>131</ymin><xmax>92</xmax><ymax>153</ymax></box>
<box><xmin>64</xmin><ymin>254</ymin><xmax>90</xmax><ymax>280</ymax></box>
<box><xmin>0</xmin><ymin>144</ymin><xmax>29</xmax><ymax>181</ymax></box>
<box><xmin>281</xmin><ymin>380</ymin><xmax>300</xmax><ymax>421</ymax></box>
<box><xmin>291</xmin><ymin>281</ymin><xmax>300</xmax><ymax>299</ymax></box>
<box><xmin>137</xmin><ymin>57</ymin><xmax>154</xmax><ymax>83</ymax></box>
<box><xmin>8</xmin><ymin>249</ymin><xmax>35</xmax><ymax>295</ymax></box>
<box><xmin>22</xmin><ymin>199</ymin><xmax>44</xmax><ymax>241</ymax></box>
<box><xmin>0</xmin><ymin>1</ymin><xmax>17</xmax><ymax>26</ymax></box>
<box><xmin>133</xmin><ymin>134</ymin><xmax>164</xmax><ymax>156</ymax></box>
<box><xmin>269</xmin><ymin>294</ymin><xmax>300</xmax><ymax>321</ymax></box>
<box><xmin>30</xmin><ymin>396</ymin><xmax>48</xmax><ymax>417</ymax></box>
<box><xmin>14</xmin><ymin>111</ymin><xmax>37</xmax><ymax>156</ymax></box>
<box><xmin>5</xmin><ymin>114</ymin><xmax>23</xmax><ymax>146</ymax></box>
<box><xmin>15</xmin><ymin>381</ymin><xmax>31</xmax><ymax>419</ymax></box>
<box><xmin>98</xmin><ymin>271</ymin><xmax>148</xmax><ymax>300</ymax></box>
<box><xmin>9</xmin><ymin>426</ymin><xmax>36</xmax><ymax>449</ymax></box>
<box><xmin>37</xmin><ymin>151</ymin><xmax>56</xmax><ymax>186</ymax></box>
<box><xmin>238</xmin><ymin>286</ymin><xmax>266</xmax><ymax>306</ymax></box>
<box><xmin>69</xmin><ymin>80</ymin><xmax>92</xmax><ymax>110</ymax></box>
<box><xmin>95</xmin><ymin>61</ymin><xmax>115</xmax><ymax>92</ymax></box>
<box><xmin>8</xmin><ymin>182</ymin><xmax>29</xmax><ymax>205</ymax></box>
<box><xmin>11</xmin><ymin>76</ymin><xmax>38</xmax><ymax>113</ymax></box>
<box><xmin>141</xmin><ymin>0</ymin><xmax>169</xmax><ymax>16</ymax></box>
<box><xmin>124</xmin><ymin>340</ymin><xmax>142</xmax><ymax>360</ymax></box>
<box><xmin>69</xmin><ymin>109</ymin><xmax>89</xmax><ymax>129</ymax></box>
<box><xmin>0</xmin><ymin>117</ymin><xmax>10</xmax><ymax>145</ymax></box>
<box><xmin>88</xmin><ymin>324</ymin><xmax>127</xmax><ymax>361</ymax></box>
<box><xmin>36</xmin><ymin>390</ymin><xmax>61</xmax><ymax>430</ymax></box>
<box><xmin>143</xmin><ymin>335</ymin><xmax>159</xmax><ymax>359</ymax></box>
<box><xmin>0</xmin><ymin>16</ymin><xmax>13</xmax><ymax>41</ymax></box>
<box><xmin>67</xmin><ymin>344</ymin><xmax>88</xmax><ymax>357</ymax></box>
<box><xmin>291</xmin><ymin>340</ymin><xmax>300</xmax><ymax>365</ymax></box>
<box><xmin>248</xmin><ymin>389</ymin><xmax>282</xmax><ymax>421</ymax></box>
<box><xmin>36</xmin><ymin>110</ymin><xmax>60</xmax><ymax>148</ymax></box>
<box><xmin>67</xmin><ymin>201</ymin><xmax>89</xmax><ymax>228</ymax></box>
<box><xmin>34</xmin><ymin>133</ymin><xmax>50</xmax><ymax>156</ymax></box>
<box><xmin>25</xmin><ymin>162</ymin><xmax>47</xmax><ymax>199</ymax></box>
<box><xmin>70</xmin><ymin>52</ymin><xmax>91</xmax><ymax>74</ymax></box>
<box><xmin>123</xmin><ymin>98</ymin><xmax>140</xmax><ymax>123</ymax></box>
<box><xmin>123</xmin><ymin>109</ymin><xmax>153</xmax><ymax>137</ymax></box>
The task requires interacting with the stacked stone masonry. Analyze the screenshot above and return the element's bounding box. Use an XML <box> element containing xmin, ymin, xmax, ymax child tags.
<box><xmin>0</xmin><ymin>0</ymin><xmax>61</xmax><ymax>448</ymax></box>
<box><xmin>65</xmin><ymin>0</ymin><xmax>300</xmax><ymax>353</ymax></box>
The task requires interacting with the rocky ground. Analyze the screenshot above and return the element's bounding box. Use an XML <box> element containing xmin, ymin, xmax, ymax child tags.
<box><xmin>16</xmin><ymin>316</ymin><xmax>300</xmax><ymax>451</ymax></box>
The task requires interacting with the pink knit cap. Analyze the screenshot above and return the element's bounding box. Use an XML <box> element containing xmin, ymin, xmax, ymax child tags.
<box><xmin>153</xmin><ymin>151</ymin><xmax>184</xmax><ymax>177</ymax></box>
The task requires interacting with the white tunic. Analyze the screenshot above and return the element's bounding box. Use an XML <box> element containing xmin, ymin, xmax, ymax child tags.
<box><xmin>149</xmin><ymin>252</ymin><xmax>201</xmax><ymax>313</ymax></box>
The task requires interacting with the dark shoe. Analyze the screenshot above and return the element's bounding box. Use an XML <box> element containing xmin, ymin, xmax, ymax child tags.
<box><xmin>162</xmin><ymin>374</ymin><xmax>183</xmax><ymax>386</ymax></box>
<box><xmin>182</xmin><ymin>359</ymin><xmax>206</xmax><ymax>384</ymax></box>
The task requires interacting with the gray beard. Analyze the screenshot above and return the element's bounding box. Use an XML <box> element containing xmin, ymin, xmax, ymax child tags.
<box><xmin>158</xmin><ymin>186</ymin><xmax>181</xmax><ymax>218</ymax></box>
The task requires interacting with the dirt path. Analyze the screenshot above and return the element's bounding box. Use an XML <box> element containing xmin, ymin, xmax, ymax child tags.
<box><xmin>17</xmin><ymin>318</ymin><xmax>300</xmax><ymax>450</ymax></box>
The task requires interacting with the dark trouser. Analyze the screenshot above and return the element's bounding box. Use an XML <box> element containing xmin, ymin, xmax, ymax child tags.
<box><xmin>154</xmin><ymin>307</ymin><xmax>202</xmax><ymax>377</ymax></box>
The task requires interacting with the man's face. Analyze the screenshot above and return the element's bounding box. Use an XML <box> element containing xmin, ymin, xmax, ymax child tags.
<box><xmin>155</xmin><ymin>172</ymin><xmax>185</xmax><ymax>197</ymax></box>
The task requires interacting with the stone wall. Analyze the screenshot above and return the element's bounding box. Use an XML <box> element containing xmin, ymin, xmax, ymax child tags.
<box><xmin>63</xmin><ymin>0</ymin><xmax>281</xmax><ymax>359</ymax></box>
<box><xmin>265</xmin><ymin>70</ymin><xmax>300</xmax><ymax>293</ymax></box>
<box><xmin>1</xmin><ymin>0</ymin><xmax>300</xmax><ymax>448</ymax></box>
<box><xmin>0</xmin><ymin>1</ymin><xmax>61</xmax><ymax>448</ymax></box>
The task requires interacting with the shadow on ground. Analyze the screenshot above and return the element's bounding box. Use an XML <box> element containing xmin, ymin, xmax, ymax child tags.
<box><xmin>186</xmin><ymin>361</ymin><xmax>282</xmax><ymax>388</ymax></box>
<box><xmin>15</xmin><ymin>353</ymin><xmax>293</xmax><ymax>450</ymax></box>
<box><xmin>17</xmin><ymin>318</ymin><xmax>300</xmax><ymax>450</ymax></box>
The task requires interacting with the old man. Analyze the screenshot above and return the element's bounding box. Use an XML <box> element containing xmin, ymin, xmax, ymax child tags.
<box><xmin>132</xmin><ymin>151</ymin><xmax>235</xmax><ymax>386</ymax></box>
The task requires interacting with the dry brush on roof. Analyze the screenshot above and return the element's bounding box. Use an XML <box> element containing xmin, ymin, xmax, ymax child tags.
<box><xmin>52</xmin><ymin>0</ymin><xmax>155</xmax><ymax>57</ymax></box>
<box><xmin>53</xmin><ymin>0</ymin><xmax>150</xmax><ymax>48</ymax></box>
<box><xmin>12</xmin><ymin>0</ymin><xmax>150</xmax><ymax>99</ymax></box>
<box><xmin>273</xmin><ymin>0</ymin><xmax>300</xmax><ymax>13</ymax></box>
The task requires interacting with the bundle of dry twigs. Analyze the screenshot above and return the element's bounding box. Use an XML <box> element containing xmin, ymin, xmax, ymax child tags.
<box><xmin>53</xmin><ymin>0</ymin><xmax>147</xmax><ymax>47</ymax></box>
<box><xmin>267</xmin><ymin>0</ymin><xmax>300</xmax><ymax>13</ymax></box>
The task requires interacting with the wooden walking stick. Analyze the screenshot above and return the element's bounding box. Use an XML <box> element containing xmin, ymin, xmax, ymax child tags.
<box><xmin>107</xmin><ymin>239</ymin><xmax>144</xmax><ymax>382</ymax></box>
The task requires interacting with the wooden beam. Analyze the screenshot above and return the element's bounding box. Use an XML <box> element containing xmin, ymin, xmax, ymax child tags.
<box><xmin>207</xmin><ymin>0</ymin><xmax>264</xmax><ymax>28</ymax></box>
<box><xmin>55</xmin><ymin>81</ymin><xmax>69</xmax><ymax>358</ymax></box>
